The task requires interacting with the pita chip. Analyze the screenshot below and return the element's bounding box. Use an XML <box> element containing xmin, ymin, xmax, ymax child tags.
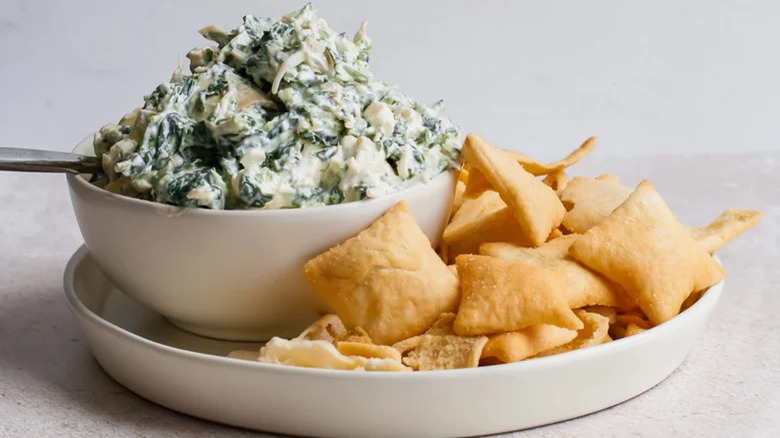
<box><xmin>559</xmin><ymin>176</ymin><xmax>633</xmax><ymax>234</ymax></box>
<box><xmin>303</xmin><ymin>201</ymin><xmax>459</xmax><ymax>345</ymax></box>
<box><xmin>454</xmin><ymin>255</ymin><xmax>583</xmax><ymax>335</ymax></box>
<box><xmin>569</xmin><ymin>180</ymin><xmax>725</xmax><ymax>325</ymax></box>
<box><xmin>536</xmin><ymin>310</ymin><xmax>611</xmax><ymax>357</ymax></box>
<box><xmin>480</xmin><ymin>235</ymin><xmax>633</xmax><ymax>309</ymax></box>
<box><xmin>461</xmin><ymin>134</ymin><xmax>565</xmax><ymax>246</ymax></box>
<box><xmin>504</xmin><ymin>137</ymin><xmax>597</xmax><ymax>176</ymax></box>
<box><xmin>690</xmin><ymin>209</ymin><xmax>762</xmax><ymax>254</ymax></box>
<box><xmin>481</xmin><ymin>325</ymin><xmax>578</xmax><ymax>363</ymax></box>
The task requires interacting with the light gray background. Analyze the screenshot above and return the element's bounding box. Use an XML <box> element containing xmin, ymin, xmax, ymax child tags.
<box><xmin>1</xmin><ymin>0</ymin><xmax>779</xmax><ymax>157</ymax></box>
<box><xmin>1</xmin><ymin>2</ymin><xmax>779</xmax><ymax>437</ymax></box>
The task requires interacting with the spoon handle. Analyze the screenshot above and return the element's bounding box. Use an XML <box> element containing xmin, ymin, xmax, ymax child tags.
<box><xmin>0</xmin><ymin>147</ymin><xmax>101</xmax><ymax>174</ymax></box>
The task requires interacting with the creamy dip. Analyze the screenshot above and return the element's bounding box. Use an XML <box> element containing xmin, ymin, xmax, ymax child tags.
<box><xmin>93</xmin><ymin>3</ymin><xmax>460</xmax><ymax>209</ymax></box>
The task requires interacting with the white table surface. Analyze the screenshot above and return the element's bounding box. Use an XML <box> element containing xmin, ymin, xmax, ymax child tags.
<box><xmin>1</xmin><ymin>152</ymin><xmax>778</xmax><ymax>437</ymax></box>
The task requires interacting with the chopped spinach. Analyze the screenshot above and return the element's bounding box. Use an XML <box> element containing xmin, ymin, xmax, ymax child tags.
<box><xmin>93</xmin><ymin>3</ymin><xmax>460</xmax><ymax>210</ymax></box>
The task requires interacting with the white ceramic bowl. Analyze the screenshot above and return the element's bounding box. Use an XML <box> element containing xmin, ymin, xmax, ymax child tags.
<box><xmin>66</xmin><ymin>137</ymin><xmax>457</xmax><ymax>341</ymax></box>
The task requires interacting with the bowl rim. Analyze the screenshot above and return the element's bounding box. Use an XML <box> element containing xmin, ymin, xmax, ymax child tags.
<box><xmin>64</xmin><ymin>245</ymin><xmax>725</xmax><ymax>379</ymax></box>
<box><xmin>68</xmin><ymin>136</ymin><xmax>458</xmax><ymax>217</ymax></box>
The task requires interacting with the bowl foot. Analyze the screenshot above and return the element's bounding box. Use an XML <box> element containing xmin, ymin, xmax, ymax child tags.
<box><xmin>166</xmin><ymin>318</ymin><xmax>303</xmax><ymax>342</ymax></box>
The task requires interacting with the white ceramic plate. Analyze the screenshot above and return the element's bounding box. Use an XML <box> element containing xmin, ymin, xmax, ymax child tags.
<box><xmin>64</xmin><ymin>246</ymin><xmax>724</xmax><ymax>438</ymax></box>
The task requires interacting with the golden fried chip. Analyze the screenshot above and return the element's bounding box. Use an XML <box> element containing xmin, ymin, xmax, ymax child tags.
<box><xmin>542</xmin><ymin>169</ymin><xmax>570</xmax><ymax>194</ymax></box>
<box><xmin>447</xmin><ymin>264</ymin><xmax>458</xmax><ymax>278</ymax></box>
<box><xmin>296</xmin><ymin>314</ymin><xmax>347</xmax><ymax>343</ymax></box>
<box><xmin>547</xmin><ymin>227</ymin><xmax>564</xmax><ymax>241</ymax></box>
<box><xmin>392</xmin><ymin>313</ymin><xmax>458</xmax><ymax>355</ymax></box>
<box><xmin>336</xmin><ymin>326</ymin><xmax>373</xmax><ymax>344</ymax></box>
<box><xmin>259</xmin><ymin>337</ymin><xmax>410</xmax><ymax>371</ymax></box>
<box><xmin>680</xmin><ymin>289</ymin><xmax>705</xmax><ymax>312</ymax></box>
<box><xmin>259</xmin><ymin>338</ymin><xmax>357</xmax><ymax>369</ymax></box>
<box><xmin>303</xmin><ymin>201</ymin><xmax>459</xmax><ymax>345</ymax></box>
<box><xmin>391</xmin><ymin>314</ymin><xmax>474</xmax><ymax>369</ymax></box>
<box><xmin>536</xmin><ymin>310</ymin><xmax>611</xmax><ymax>356</ymax></box>
<box><xmin>458</xmin><ymin>166</ymin><xmax>469</xmax><ymax>184</ymax></box>
<box><xmin>462</xmin><ymin>134</ymin><xmax>565</xmax><ymax>246</ymax></box>
<box><xmin>615</xmin><ymin>308</ymin><xmax>652</xmax><ymax>329</ymax></box>
<box><xmin>559</xmin><ymin>176</ymin><xmax>633</xmax><ymax>234</ymax></box>
<box><xmin>463</xmin><ymin>167</ymin><xmax>492</xmax><ymax>198</ymax></box>
<box><xmin>442</xmin><ymin>190</ymin><xmax>531</xmax><ymax>260</ymax></box>
<box><xmin>569</xmin><ymin>180</ymin><xmax>726</xmax><ymax>325</ymax></box>
<box><xmin>391</xmin><ymin>336</ymin><xmax>424</xmax><ymax>355</ymax></box>
<box><xmin>581</xmin><ymin>305</ymin><xmax>618</xmax><ymax>325</ymax></box>
<box><xmin>443</xmin><ymin>190</ymin><xmax>511</xmax><ymax>242</ymax></box>
<box><xmin>504</xmin><ymin>137</ymin><xmax>597</xmax><ymax>176</ymax></box>
<box><xmin>616</xmin><ymin>315</ymin><xmax>651</xmax><ymax>330</ymax></box>
<box><xmin>425</xmin><ymin>313</ymin><xmax>458</xmax><ymax>335</ymax></box>
<box><xmin>403</xmin><ymin>334</ymin><xmax>488</xmax><ymax>370</ymax></box>
<box><xmin>480</xmin><ymin>236</ymin><xmax>633</xmax><ymax>309</ymax></box>
<box><xmin>454</xmin><ymin>255</ymin><xmax>583</xmax><ymax>335</ymax></box>
<box><xmin>450</xmin><ymin>180</ymin><xmax>467</xmax><ymax>216</ymax></box>
<box><xmin>595</xmin><ymin>173</ymin><xmax>620</xmax><ymax>184</ymax></box>
<box><xmin>691</xmin><ymin>209</ymin><xmax>763</xmax><ymax>254</ymax></box>
<box><xmin>607</xmin><ymin>309</ymin><xmax>650</xmax><ymax>339</ymax></box>
<box><xmin>481</xmin><ymin>325</ymin><xmax>578</xmax><ymax>363</ymax></box>
<box><xmin>336</xmin><ymin>341</ymin><xmax>403</xmax><ymax>362</ymax></box>
<box><xmin>438</xmin><ymin>243</ymin><xmax>449</xmax><ymax>265</ymax></box>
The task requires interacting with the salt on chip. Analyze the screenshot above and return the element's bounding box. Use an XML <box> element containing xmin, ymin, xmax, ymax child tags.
<box><xmin>296</xmin><ymin>314</ymin><xmax>346</xmax><ymax>343</ymax></box>
<box><xmin>569</xmin><ymin>180</ymin><xmax>726</xmax><ymax>325</ymax></box>
<box><xmin>403</xmin><ymin>334</ymin><xmax>488</xmax><ymax>371</ymax></box>
<box><xmin>462</xmin><ymin>134</ymin><xmax>565</xmax><ymax>246</ymax></box>
<box><xmin>559</xmin><ymin>176</ymin><xmax>633</xmax><ymax>234</ymax></box>
<box><xmin>690</xmin><ymin>209</ymin><xmax>763</xmax><ymax>254</ymax></box>
<box><xmin>336</xmin><ymin>341</ymin><xmax>403</xmax><ymax>362</ymax></box>
<box><xmin>503</xmin><ymin>137</ymin><xmax>597</xmax><ymax>176</ymax></box>
<box><xmin>454</xmin><ymin>255</ymin><xmax>583</xmax><ymax>335</ymax></box>
<box><xmin>536</xmin><ymin>310</ymin><xmax>611</xmax><ymax>357</ymax></box>
<box><xmin>303</xmin><ymin>201</ymin><xmax>459</xmax><ymax>345</ymax></box>
<box><xmin>480</xmin><ymin>235</ymin><xmax>633</xmax><ymax>310</ymax></box>
<box><xmin>481</xmin><ymin>325</ymin><xmax>578</xmax><ymax>363</ymax></box>
<box><xmin>442</xmin><ymin>190</ymin><xmax>531</xmax><ymax>261</ymax></box>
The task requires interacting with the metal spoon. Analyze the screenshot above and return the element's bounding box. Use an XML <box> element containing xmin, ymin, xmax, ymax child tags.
<box><xmin>0</xmin><ymin>148</ymin><xmax>101</xmax><ymax>174</ymax></box>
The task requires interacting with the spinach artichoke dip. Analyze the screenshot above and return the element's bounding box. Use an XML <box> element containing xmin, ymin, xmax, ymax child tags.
<box><xmin>93</xmin><ymin>3</ymin><xmax>460</xmax><ymax>210</ymax></box>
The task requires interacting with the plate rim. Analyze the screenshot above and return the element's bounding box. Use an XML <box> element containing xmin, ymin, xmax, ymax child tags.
<box><xmin>63</xmin><ymin>245</ymin><xmax>725</xmax><ymax>379</ymax></box>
